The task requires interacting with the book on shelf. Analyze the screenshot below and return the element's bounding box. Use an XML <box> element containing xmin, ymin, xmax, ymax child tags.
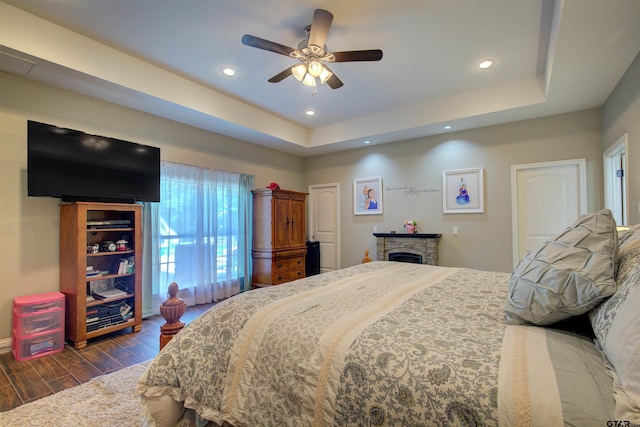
<box><xmin>87</xmin><ymin>270</ymin><xmax>110</xmax><ymax>278</ymax></box>
<box><xmin>116</xmin><ymin>258</ymin><xmax>129</xmax><ymax>275</ymax></box>
<box><xmin>113</xmin><ymin>256</ymin><xmax>136</xmax><ymax>275</ymax></box>
<box><xmin>86</xmin><ymin>265</ymin><xmax>98</xmax><ymax>277</ymax></box>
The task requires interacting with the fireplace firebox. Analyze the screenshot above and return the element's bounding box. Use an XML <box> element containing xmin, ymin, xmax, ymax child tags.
<box><xmin>388</xmin><ymin>252</ymin><xmax>423</xmax><ymax>264</ymax></box>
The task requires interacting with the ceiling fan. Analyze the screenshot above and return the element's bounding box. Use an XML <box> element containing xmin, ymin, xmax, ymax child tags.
<box><xmin>241</xmin><ymin>9</ymin><xmax>383</xmax><ymax>90</ymax></box>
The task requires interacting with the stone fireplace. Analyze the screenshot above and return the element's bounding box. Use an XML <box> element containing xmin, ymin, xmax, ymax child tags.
<box><xmin>373</xmin><ymin>233</ymin><xmax>442</xmax><ymax>265</ymax></box>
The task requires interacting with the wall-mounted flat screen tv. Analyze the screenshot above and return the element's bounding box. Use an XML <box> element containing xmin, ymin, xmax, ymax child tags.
<box><xmin>27</xmin><ymin>120</ymin><xmax>160</xmax><ymax>203</ymax></box>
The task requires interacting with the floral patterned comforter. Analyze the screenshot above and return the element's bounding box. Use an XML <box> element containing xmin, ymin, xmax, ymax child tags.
<box><xmin>137</xmin><ymin>262</ymin><xmax>510</xmax><ymax>426</ymax></box>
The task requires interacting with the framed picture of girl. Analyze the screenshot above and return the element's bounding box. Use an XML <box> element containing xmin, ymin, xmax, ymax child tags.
<box><xmin>442</xmin><ymin>168</ymin><xmax>484</xmax><ymax>213</ymax></box>
<box><xmin>354</xmin><ymin>177</ymin><xmax>383</xmax><ymax>215</ymax></box>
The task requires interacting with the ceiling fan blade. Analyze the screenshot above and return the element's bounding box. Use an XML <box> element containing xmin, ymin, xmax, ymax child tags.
<box><xmin>323</xmin><ymin>66</ymin><xmax>343</xmax><ymax>89</ymax></box>
<box><xmin>331</xmin><ymin>49</ymin><xmax>383</xmax><ymax>62</ymax></box>
<box><xmin>308</xmin><ymin>9</ymin><xmax>333</xmax><ymax>48</ymax></box>
<box><xmin>241</xmin><ymin>34</ymin><xmax>296</xmax><ymax>56</ymax></box>
<box><xmin>268</xmin><ymin>68</ymin><xmax>292</xmax><ymax>83</ymax></box>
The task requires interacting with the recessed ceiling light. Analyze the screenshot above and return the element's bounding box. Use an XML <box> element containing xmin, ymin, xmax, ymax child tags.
<box><xmin>305</xmin><ymin>110</ymin><xmax>315</xmax><ymax>116</ymax></box>
<box><xmin>222</xmin><ymin>67</ymin><xmax>236</xmax><ymax>77</ymax></box>
<box><xmin>364</xmin><ymin>140</ymin><xmax>371</xmax><ymax>144</ymax></box>
<box><xmin>443</xmin><ymin>125</ymin><xmax>452</xmax><ymax>130</ymax></box>
<box><xmin>478</xmin><ymin>60</ymin><xmax>493</xmax><ymax>69</ymax></box>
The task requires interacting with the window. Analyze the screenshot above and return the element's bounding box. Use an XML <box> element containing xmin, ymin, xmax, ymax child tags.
<box><xmin>143</xmin><ymin>161</ymin><xmax>254</xmax><ymax>314</ymax></box>
<box><xmin>158</xmin><ymin>176</ymin><xmax>239</xmax><ymax>284</ymax></box>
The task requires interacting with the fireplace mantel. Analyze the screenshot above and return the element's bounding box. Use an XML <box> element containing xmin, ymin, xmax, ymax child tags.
<box><xmin>373</xmin><ymin>233</ymin><xmax>442</xmax><ymax>265</ymax></box>
<box><xmin>373</xmin><ymin>233</ymin><xmax>441</xmax><ymax>239</ymax></box>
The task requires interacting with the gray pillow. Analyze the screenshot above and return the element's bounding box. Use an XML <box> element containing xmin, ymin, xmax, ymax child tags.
<box><xmin>504</xmin><ymin>209</ymin><xmax>618</xmax><ymax>325</ymax></box>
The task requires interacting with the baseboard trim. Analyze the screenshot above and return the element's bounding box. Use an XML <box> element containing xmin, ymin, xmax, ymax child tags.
<box><xmin>0</xmin><ymin>337</ymin><xmax>12</xmax><ymax>354</ymax></box>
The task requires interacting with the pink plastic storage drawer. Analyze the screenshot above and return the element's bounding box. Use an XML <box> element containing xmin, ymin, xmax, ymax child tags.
<box><xmin>13</xmin><ymin>307</ymin><xmax>64</xmax><ymax>336</ymax></box>
<box><xmin>12</xmin><ymin>327</ymin><xmax>64</xmax><ymax>361</ymax></box>
<box><xmin>13</xmin><ymin>292</ymin><xmax>64</xmax><ymax>315</ymax></box>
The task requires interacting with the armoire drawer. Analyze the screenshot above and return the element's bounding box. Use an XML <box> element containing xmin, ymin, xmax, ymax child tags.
<box><xmin>273</xmin><ymin>267</ymin><xmax>305</xmax><ymax>285</ymax></box>
<box><xmin>274</xmin><ymin>256</ymin><xmax>305</xmax><ymax>270</ymax></box>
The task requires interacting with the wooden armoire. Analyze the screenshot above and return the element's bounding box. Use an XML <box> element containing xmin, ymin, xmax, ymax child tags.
<box><xmin>251</xmin><ymin>188</ymin><xmax>308</xmax><ymax>287</ymax></box>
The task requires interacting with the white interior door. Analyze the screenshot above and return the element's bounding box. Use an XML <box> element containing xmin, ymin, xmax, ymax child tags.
<box><xmin>511</xmin><ymin>159</ymin><xmax>587</xmax><ymax>267</ymax></box>
<box><xmin>308</xmin><ymin>183</ymin><xmax>340</xmax><ymax>272</ymax></box>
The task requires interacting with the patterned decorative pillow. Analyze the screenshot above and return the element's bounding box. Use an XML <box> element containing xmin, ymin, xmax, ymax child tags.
<box><xmin>591</xmin><ymin>224</ymin><xmax>640</xmax><ymax>342</ymax></box>
<box><xmin>504</xmin><ymin>209</ymin><xmax>618</xmax><ymax>325</ymax></box>
<box><xmin>589</xmin><ymin>225</ymin><xmax>640</xmax><ymax>420</ymax></box>
<box><xmin>604</xmin><ymin>286</ymin><xmax>640</xmax><ymax>421</ymax></box>
<box><xmin>616</xmin><ymin>224</ymin><xmax>640</xmax><ymax>269</ymax></box>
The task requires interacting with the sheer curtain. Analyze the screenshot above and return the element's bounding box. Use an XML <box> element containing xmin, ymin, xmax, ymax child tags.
<box><xmin>142</xmin><ymin>161</ymin><xmax>254</xmax><ymax>316</ymax></box>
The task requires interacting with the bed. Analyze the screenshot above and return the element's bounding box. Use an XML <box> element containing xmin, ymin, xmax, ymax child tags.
<box><xmin>137</xmin><ymin>210</ymin><xmax>640</xmax><ymax>426</ymax></box>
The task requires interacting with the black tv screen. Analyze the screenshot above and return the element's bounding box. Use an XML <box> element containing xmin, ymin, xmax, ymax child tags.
<box><xmin>27</xmin><ymin>121</ymin><xmax>160</xmax><ymax>203</ymax></box>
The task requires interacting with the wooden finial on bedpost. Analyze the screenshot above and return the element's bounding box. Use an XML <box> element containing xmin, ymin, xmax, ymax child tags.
<box><xmin>362</xmin><ymin>250</ymin><xmax>372</xmax><ymax>263</ymax></box>
<box><xmin>160</xmin><ymin>282</ymin><xmax>186</xmax><ymax>350</ymax></box>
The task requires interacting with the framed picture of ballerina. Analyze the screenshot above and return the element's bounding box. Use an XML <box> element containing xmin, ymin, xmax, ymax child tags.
<box><xmin>354</xmin><ymin>177</ymin><xmax>383</xmax><ymax>215</ymax></box>
<box><xmin>442</xmin><ymin>168</ymin><xmax>484</xmax><ymax>213</ymax></box>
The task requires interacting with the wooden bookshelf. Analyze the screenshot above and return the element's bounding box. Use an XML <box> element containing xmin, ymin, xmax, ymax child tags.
<box><xmin>59</xmin><ymin>202</ymin><xmax>142</xmax><ymax>349</ymax></box>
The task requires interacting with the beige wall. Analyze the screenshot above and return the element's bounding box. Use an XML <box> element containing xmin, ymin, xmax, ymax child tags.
<box><xmin>603</xmin><ymin>51</ymin><xmax>640</xmax><ymax>226</ymax></box>
<box><xmin>0</xmin><ymin>72</ymin><xmax>306</xmax><ymax>342</ymax></box>
<box><xmin>304</xmin><ymin>108</ymin><xmax>604</xmax><ymax>272</ymax></box>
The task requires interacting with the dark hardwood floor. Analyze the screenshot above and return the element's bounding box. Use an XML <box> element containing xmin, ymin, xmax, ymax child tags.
<box><xmin>0</xmin><ymin>302</ymin><xmax>216</xmax><ymax>413</ymax></box>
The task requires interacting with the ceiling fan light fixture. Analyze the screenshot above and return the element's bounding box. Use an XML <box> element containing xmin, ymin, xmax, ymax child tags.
<box><xmin>302</xmin><ymin>73</ymin><xmax>316</xmax><ymax>87</ymax></box>
<box><xmin>319</xmin><ymin>67</ymin><xmax>333</xmax><ymax>84</ymax></box>
<box><xmin>307</xmin><ymin>60</ymin><xmax>323</xmax><ymax>77</ymax></box>
<box><xmin>291</xmin><ymin>63</ymin><xmax>307</xmax><ymax>81</ymax></box>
